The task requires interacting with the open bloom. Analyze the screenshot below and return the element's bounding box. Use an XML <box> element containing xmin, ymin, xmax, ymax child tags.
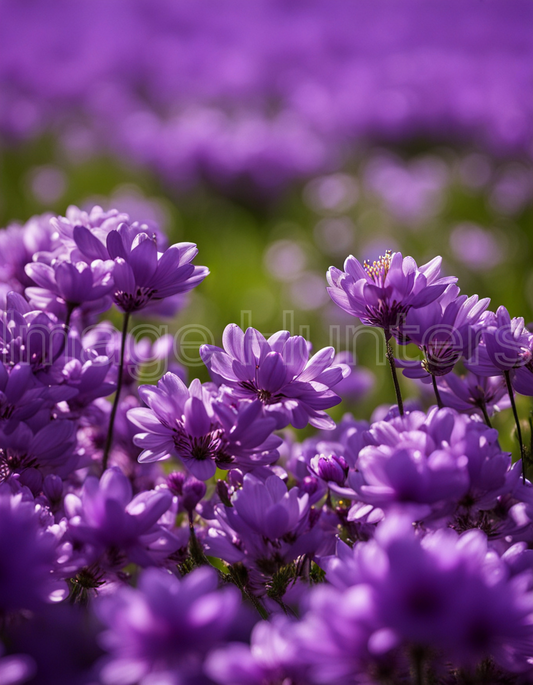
<box><xmin>466</xmin><ymin>306</ymin><xmax>532</xmax><ymax>376</ymax></box>
<box><xmin>398</xmin><ymin>285</ymin><xmax>490</xmax><ymax>379</ymax></box>
<box><xmin>349</xmin><ymin>408</ymin><xmax>513</xmax><ymax>522</ymax></box>
<box><xmin>327</xmin><ymin>514</ymin><xmax>533</xmax><ymax>672</ymax></box>
<box><xmin>127</xmin><ymin>373</ymin><xmax>281</xmax><ymax>480</ymax></box>
<box><xmin>25</xmin><ymin>259</ymin><xmax>114</xmax><ymax>313</ymax></box>
<box><xmin>326</xmin><ymin>251</ymin><xmax>455</xmax><ymax>340</ymax></box>
<box><xmin>96</xmin><ymin>566</ymin><xmax>241</xmax><ymax>685</ymax></box>
<box><xmin>200</xmin><ymin>324</ymin><xmax>348</xmax><ymax>430</ymax></box>
<box><xmin>64</xmin><ymin>467</ymin><xmax>178</xmax><ymax>569</ymax></box>
<box><xmin>74</xmin><ymin>222</ymin><xmax>209</xmax><ymax>313</ymax></box>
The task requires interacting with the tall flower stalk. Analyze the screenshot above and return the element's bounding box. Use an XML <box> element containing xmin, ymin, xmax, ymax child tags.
<box><xmin>102</xmin><ymin>311</ymin><xmax>130</xmax><ymax>470</ymax></box>
<box><xmin>504</xmin><ymin>370</ymin><xmax>527</xmax><ymax>483</ymax></box>
<box><xmin>384</xmin><ymin>332</ymin><xmax>404</xmax><ymax>416</ymax></box>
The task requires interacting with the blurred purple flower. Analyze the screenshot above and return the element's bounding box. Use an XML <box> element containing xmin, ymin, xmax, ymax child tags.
<box><xmin>96</xmin><ymin>566</ymin><xmax>241</xmax><ymax>685</ymax></box>
<box><xmin>0</xmin><ymin>484</ymin><xmax>65</xmax><ymax>612</ymax></box>
<box><xmin>65</xmin><ymin>467</ymin><xmax>178</xmax><ymax>569</ymax></box>
<box><xmin>327</xmin><ymin>513</ymin><xmax>533</xmax><ymax>671</ymax></box>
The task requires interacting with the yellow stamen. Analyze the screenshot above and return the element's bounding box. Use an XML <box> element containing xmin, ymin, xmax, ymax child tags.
<box><xmin>363</xmin><ymin>250</ymin><xmax>392</xmax><ymax>283</ymax></box>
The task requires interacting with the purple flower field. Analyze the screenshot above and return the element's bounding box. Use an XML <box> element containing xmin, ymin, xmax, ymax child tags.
<box><xmin>1</xmin><ymin>2</ymin><xmax>533</xmax><ymax>684</ymax></box>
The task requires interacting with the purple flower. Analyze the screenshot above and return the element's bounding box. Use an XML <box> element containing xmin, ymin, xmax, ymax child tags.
<box><xmin>64</xmin><ymin>467</ymin><xmax>178</xmax><ymax>569</ymax></box>
<box><xmin>326</xmin><ymin>513</ymin><xmax>533</xmax><ymax>671</ymax></box>
<box><xmin>206</xmin><ymin>617</ymin><xmax>307</xmax><ymax>685</ymax></box>
<box><xmin>8</xmin><ymin>603</ymin><xmax>103</xmax><ymax>685</ymax></box>
<box><xmin>128</xmin><ymin>373</ymin><xmax>281</xmax><ymax>480</ymax></box>
<box><xmin>96</xmin><ymin>566</ymin><xmax>241</xmax><ymax>685</ymax></box>
<box><xmin>466</xmin><ymin>306</ymin><xmax>532</xmax><ymax>376</ymax></box>
<box><xmin>0</xmin><ymin>296</ymin><xmax>65</xmax><ymax>370</ymax></box>
<box><xmin>167</xmin><ymin>472</ymin><xmax>207</xmax><ymax>513</ymax></box>
<box><xmin>398</xmin><ymin>285</ymin><xmax>490</xmax><ymax>378</ymax></box>
<box><xmin>74</xmin><ymin>222</ymin><xmax>209</xmax><ymax>313</ymax></box>
<box><xmin>0</xmin><ymin>644</ymin><xmax>35</xmax><ymax>685</ymax></box>
<box><xmin>309</xmin><ymin>453</ymin><xmax>349</xmax><ymax>487</ymax></box>
<box><xmin>231</xmin><ymin>473</ymin><xmax>310</xmax><ymax>542</ymax></box>
<box><xmin>204</xmin><ymin>474</ymin><xmax>324</xmax><ymax>587</ymax></box>
<box><xmin>350</xmin><ymin>408</ymin><xmax>512</xmax><ymax>523</ymax></box>
<box><xmin>288</xmin><ymin>584</ymin><xmax>394</xmax><ymax>685</ymax></box>
<box><xmin>200</xmin><ymin>324</ymin><xmax>348</xmax><ymax>430</ymax></box>
<box><xmin>0</xmin><ymin>420</ymin><xmax>77</xmax><ymax>488</ymax></box>
<box><xmin>0</xmin><ymin>484</ymin><xmax>65</xmax><ymax>612</ymax></box>
<box><xmin>437</xmin><ymin>371</ymin><xmax>509</xmax><ymax>418</ymax></box>
<box><xmin>326</xmin><ymin>252</ymin><xmax>455</xmax><ymax>341</ymax></box>
<box><xmin>25</xmin><ymin>258</ymin><xmax>114</xmax><ymax>311</ymax></box>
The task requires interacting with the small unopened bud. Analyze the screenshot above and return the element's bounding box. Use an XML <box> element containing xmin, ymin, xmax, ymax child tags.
<box><xmin>216</xmin><ymin>479</ymin><xmax>233</xmax><ymax>507</ymax></box>
<box><xmin>311</xmin><ymin>454</ymin><xmax>348</xmax><ymax>485</ymax></box>
<box><xmin>182</xmin><ymin>477</ymin><xmax>206</xmax><ymax>512</ymax></box>
<box><xmin>167</xmin><ymin>471</ymin><xmax>186</xmax><ymax>497</ymax></box>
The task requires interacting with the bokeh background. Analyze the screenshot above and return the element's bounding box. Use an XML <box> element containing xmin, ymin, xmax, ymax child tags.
<box><xmin>1</xmin><ymin>0</ymin><xmax>532</xmax><ymax>428</ymax></box>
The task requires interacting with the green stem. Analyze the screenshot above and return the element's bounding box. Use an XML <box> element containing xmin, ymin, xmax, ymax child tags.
<box><xmin>385</xmin><ymin>332</ymin><xmax>404</xmax><ymax>416</ymax></box>
<box><xmin>479</xmin><ymin>401</ymin><xmax>492</xmax><ymax>429</ymax></box>
<box><xmin>102</xmin><ymin>311</ymin><xmax>130</xmax><ymax>471</ymax></box>
<box><xmin>504</xmin><ymin>370</ymin><xmax>526</xmax><ymax>483</ymax></box>
<box><xmin>431</xmin><ymin>374</ymin><xmax>443</xmax><ymax>409</ymax></box>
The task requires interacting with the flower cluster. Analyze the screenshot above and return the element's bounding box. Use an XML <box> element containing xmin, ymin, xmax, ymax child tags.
<box><xmin>1</xmin><ymin>1</ymin><xmax>531</xmax><ymax>190</ymax></box>
<box><xmin>2</xmin><ymin>207</ymin><xmax>533</xmax><ymax>685</ymax></box>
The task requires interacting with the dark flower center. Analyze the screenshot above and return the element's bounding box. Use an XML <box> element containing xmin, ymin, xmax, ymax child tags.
<box><xmin>114</xmin><ymin>286</ymin><xmax>156</xmax><ymax>313</ymax></box>
<box><xmin>173</xmin><ymin>426</ymin><xmax>229</xmax><ymax>463</ymax></box>
<box><xmin>240</xmin><ymin>380</ymin><xmax>284</xmax><ymax>405</ymax></box>
<box><xmin>0</xmin><ymin>449</ymin><xmax>35</xmax><ymax>483</ymax></box>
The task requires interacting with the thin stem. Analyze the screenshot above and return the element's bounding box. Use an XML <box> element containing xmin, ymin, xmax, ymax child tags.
<box><xmin>384</xmin><ymin>332</ymin><xmax>404</xmax><ymax>416</ymax></box>
<box><xmin>102</xmin><ymin>311</ymin><xmax>130</xmax><ymax>471</ymax></box>
<box><xmin>504</xmin><ymin>370</ymin><xmax>527</xmax><ymax>483</ymax></box>
<box><xmin>431</xmin><ymin>374</ymin><xmax>443</xmax><ymax>409</ymax></box>
<box><xmin>188</xmin><ymin>514</ymin><xmax>209</xmax><ymax>567</ymax></box>
<box><xmin>479</xmin><ymin>401</ymin><xmax>492</xmax><ymax>429</ymax></box>
<box><xmin>412</xmin><ymin>648</ymin><xmax>425</xmax><ymax>685</ymax></box>
<box><xmin>53</xmin><ymin>302</ymin><xmax>76</xmax><ymax>362</ymax></box>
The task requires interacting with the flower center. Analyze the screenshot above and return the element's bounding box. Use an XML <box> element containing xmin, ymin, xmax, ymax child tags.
<box><xmin>114</xmin><ymin>286</ymin><xmax>156</xmax><ymax>313</ymax></box>
<box><xmin>363</xmin><ymin>250</ymin><xmax>392</xmax><ymax>286</ymax></box>
<box><xmin>173</xmin><ymin>427</ymin><xmax>228</xmax><ymax>463</ymax></box>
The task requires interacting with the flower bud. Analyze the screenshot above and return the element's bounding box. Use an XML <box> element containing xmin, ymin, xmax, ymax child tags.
<box><xmin>182</xmin><ymin>477</ymin><xmax>207</xmax><ymax>512</ymax></box>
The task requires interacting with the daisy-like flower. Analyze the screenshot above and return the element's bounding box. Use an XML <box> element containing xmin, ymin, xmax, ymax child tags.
<box><xmin>200</xmin><ymin>324</ymin><xmax>349</xmax><ymax>430</ymax></box>
<box><xmin>74</xmin><ymin>222</ymin><xmax>208</xmax><ymax>313</ymax></box>
<box><xmin>327</xmin><ymin>251</ymin><xmax>455</xmax><ymax>341</ymax></box>
<box><xmin>127</xmin><ymin>372</ymin><xmax>282</xmax><ymax>480</ymax></box>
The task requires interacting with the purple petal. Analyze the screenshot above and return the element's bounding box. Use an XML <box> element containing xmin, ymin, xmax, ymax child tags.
<box><xmin>74</xmin><ymin>225</ymin><xmax>109</xmax><ymax>260</ymax></box>
<box><xmin>257</xmin><ymin>351</ymin><xmax>287</xmax><ymax>393</ymax></box>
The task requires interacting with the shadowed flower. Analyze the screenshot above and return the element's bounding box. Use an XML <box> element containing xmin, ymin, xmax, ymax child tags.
<box><xmin>0</xmin><ymin>484</ymin><xmax>66</xmax><ymax>612</ymax></box>
<box><xmin>326</xmin><ymin>513</ymin><xmax>533</xmax><ymax>671</ymax></box>
<box><xmin>64</xmin><ymin>467</ymin><xmax>178</xmax><ymax>570</ymax></box>
<box><xmin>96</xmin><ymin>566</ymin><xmax>241</xmax><ymax>685</ymax></box>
